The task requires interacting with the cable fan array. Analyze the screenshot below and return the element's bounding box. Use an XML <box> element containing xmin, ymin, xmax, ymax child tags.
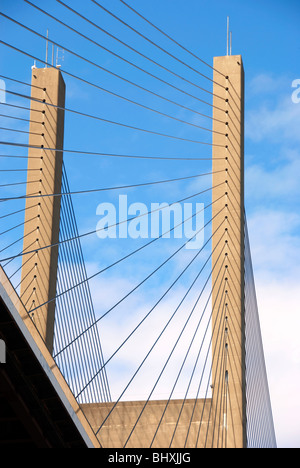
<box><xmin>0</xmin><ymin>0</ymin><xmax>276</xmax><ymax>449</ymax></box>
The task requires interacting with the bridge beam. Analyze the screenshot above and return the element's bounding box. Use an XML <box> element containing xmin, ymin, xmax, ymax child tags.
<box><xmin>211</xmin><ymin>55</ymin><xmax>246</xmax><ymax>448</ymax></box>
<box><xmin>20</xmin><ymin>67</ymin><xmax>65</xmax><ymax>354</ymax></box>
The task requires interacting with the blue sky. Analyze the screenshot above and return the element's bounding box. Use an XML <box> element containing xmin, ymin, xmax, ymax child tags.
<box><xmin>0</xmin><ymin>0</ymin><xmax>300</xmax><ymax>448</ymax></box>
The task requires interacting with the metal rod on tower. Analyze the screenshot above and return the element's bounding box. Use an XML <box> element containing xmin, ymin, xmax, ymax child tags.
<box><xmin>45</xmin><ymin>29</ymin><xmax>49</xmax><ymax>67</ymax></box>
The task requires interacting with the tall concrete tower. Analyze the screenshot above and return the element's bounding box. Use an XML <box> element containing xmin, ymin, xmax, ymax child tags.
<box><xmin>212</xmin><ymin>55</ymin><xmax>246</xmax><ymax>448</ymax></box>
<box><xmin>21</xmin><ymin>67</ymin><xmax>65</xmax><ymax>354</ymax></box>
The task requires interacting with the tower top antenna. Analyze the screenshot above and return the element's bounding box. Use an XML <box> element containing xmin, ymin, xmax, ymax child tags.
<box><xmin>227</xmin><ymin>17</ymin><xmax>232</xmax><ymax>56</ymax></box>
<box><xmin>227</xmin><ymin>17</ymin><xmax>229</xmax><ymax>55</ymax></box>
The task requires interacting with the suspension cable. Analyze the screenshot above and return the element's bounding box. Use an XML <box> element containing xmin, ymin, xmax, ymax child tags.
<box><xmin>1</xmin><ymin>83</ymin><xmax>226</xmax><ymax>144</ymax></box>
<box><xmin>119</xmin><ymin>0</ymin><xmax>227</xmax><ymax>79</ymax></box>
<box><xmin>124</xmin><ymin>243</ymin><xmax>226</xmax><ymax>447</ymax></box>
<box><xmin>1</xmin><ymin>12</ymin><xmax>227</xmax><ymax>125</ymax></box>
<box><xmin>0</xmin><ymin>170</ymin><xmax>224</xmax><ymax>202</ymax></box>
<box><xmin>0</xmin><ymin>183</ymin><xmax>225</xmax><ymax>265</ymax></box>
<box><xmin>90</xmin><ymin>0</ymin><xmax>226</xmax><ymax>90</ymax></box>
<box><xmin>94</xmin><ymin>228</ymin><xmax>226</xmax><ymax>432</ymax></box>
<box><xmin>52</xmin><ymin>207</ymin><xmax>226</xmax><ymax>360</ymax></box>
<box><xmin>0</xmin><ymin>140</ymin><xmax>226</xmax><ymax>161</ymax></box>
<box><xmin>0</xmin><ymin>113</ymin><xmax>44</xmax><ymax>125</ymax></box>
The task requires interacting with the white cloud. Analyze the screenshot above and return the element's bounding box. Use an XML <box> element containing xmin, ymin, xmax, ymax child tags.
<box><xmin>246</xmin><ymin>149</ymin><xmax>300</xmax><ymax>202</ymax></box>
<box><xmin>254</xmin><ymin>278</ymin><xmax>300</xmax><ymax>448</ymax></box>
<box><xmin>247</xmin><ymin>207</ymin><xmax>300</xmax><ymax>448</ymax></box>
<box><xmin>245</xmin><ymin>73</ymin><xmax>300</xmax><ymax>447</ymax></box>
<box><xmin>247</xmin><ymin>209</ymin><xmax>300</xmax><ymax>280</ymax></box>
<box><xmin>86</xmin><ymin>263</ymin><xmax>214</xmax><ymax>402</ymax></box>
<box><xmin>246</xmin><ymin>95</ymin><xmax>300</xmax><ymax>143</ymax></box>
<box><xmin>247</xmin><ymin>73</ymin><xmax>288</xmax><ymax>97</ymax></box>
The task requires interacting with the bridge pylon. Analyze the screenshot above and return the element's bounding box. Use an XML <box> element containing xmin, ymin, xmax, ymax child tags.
<box><xmin>212</xmin><ymin>55</ymin><xmax>246</xmax><ymax>448</ymax></box>
<box><xmin>20</xmin><ymin>67</ymin><xmax>65</xmax><ymax>354</ymax></box>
